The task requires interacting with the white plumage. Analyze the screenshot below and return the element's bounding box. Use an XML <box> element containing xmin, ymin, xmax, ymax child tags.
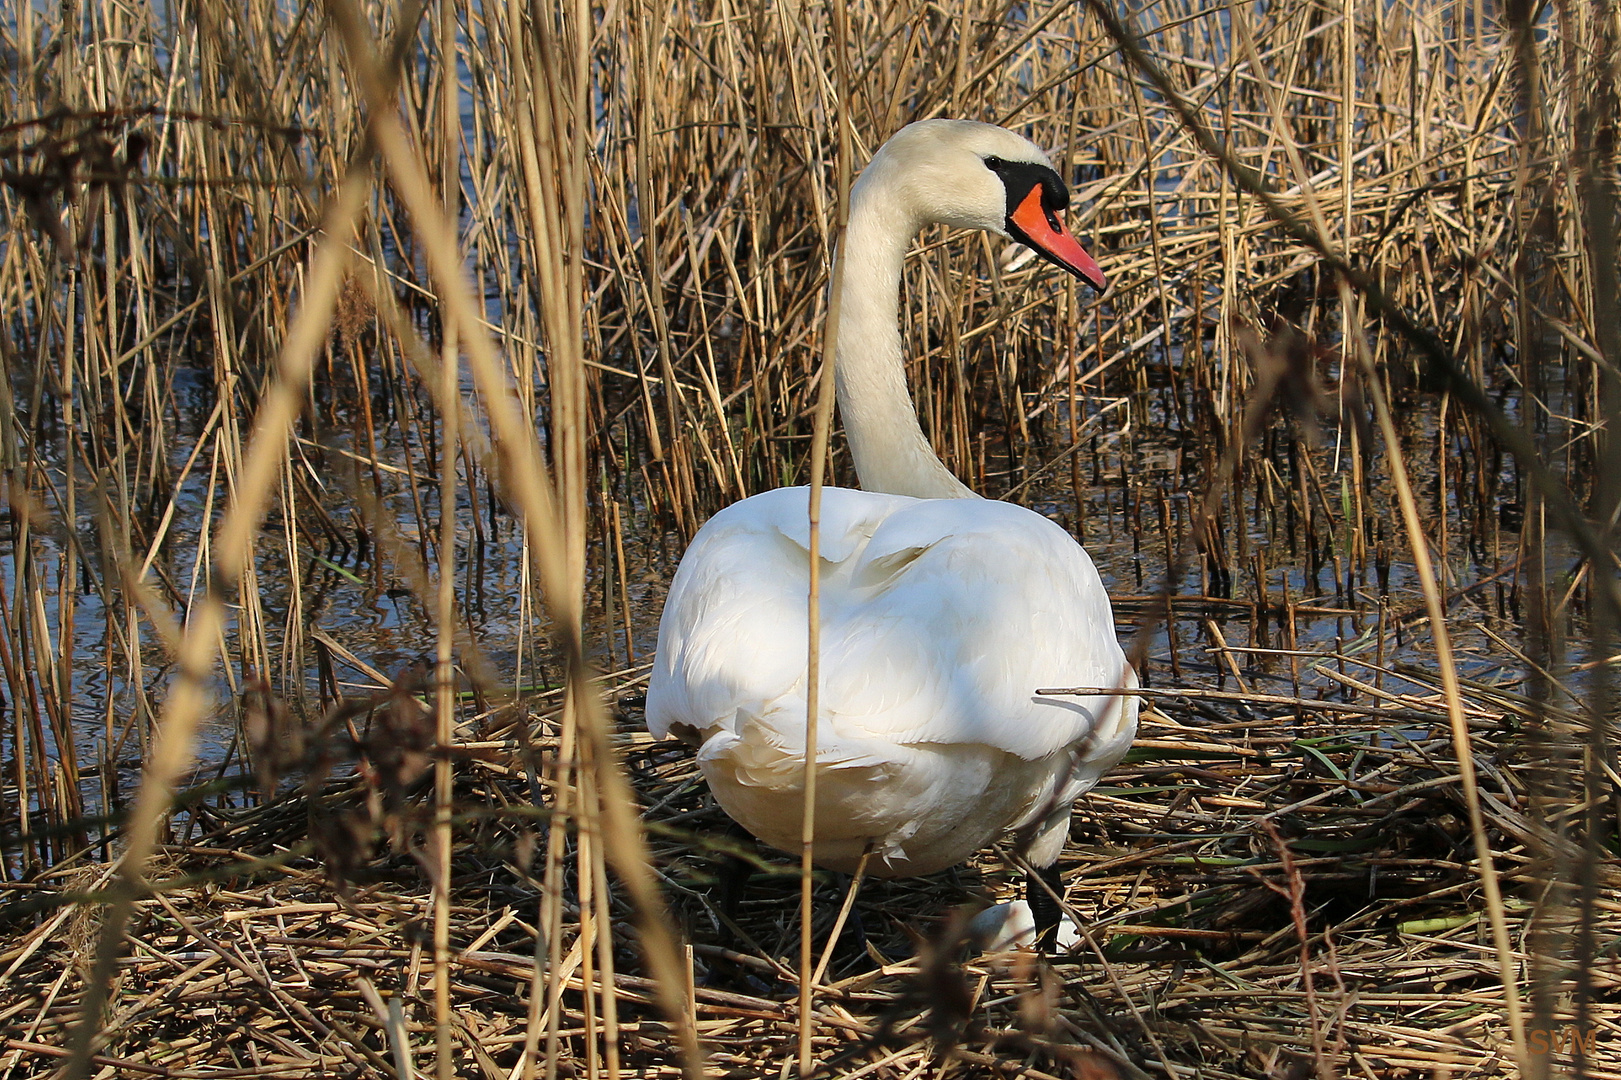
<box><xmin>647</xmin><ymin>120</ymin><xmax>1138</xmax><ymax>880</ymax></box>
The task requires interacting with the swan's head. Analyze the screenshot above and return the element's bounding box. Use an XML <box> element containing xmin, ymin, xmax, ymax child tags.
<box><xmin>856</xmin><ymin>119</ymin><xmax>1107</xmax><ymax>292</ymax></box>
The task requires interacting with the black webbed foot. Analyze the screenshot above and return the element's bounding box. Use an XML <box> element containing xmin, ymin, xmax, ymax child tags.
<box><xmin>1026</xmin><ymin>862</ymin><xmax>1066</xmax><ymax>952</ymax></box>
<box><xmin>821</xmin><ymin>875</ymin><xmax>876</xmax><ymax>977</ymax></box>
<box><xmin>698</xmin><ymin>829</ymin><xmax>775</xmax><ymax>990</ymax></box>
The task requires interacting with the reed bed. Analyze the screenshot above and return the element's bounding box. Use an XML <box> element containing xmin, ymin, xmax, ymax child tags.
<box><xmin>0</xmin><ymin>0</ymin><xmax>1617</xmax><ymax>1075</ymax></box>
<box><xmin>2</xmin><ymin>666</ymin><xmax>1617</xmax><ymax>1078</ymax></box>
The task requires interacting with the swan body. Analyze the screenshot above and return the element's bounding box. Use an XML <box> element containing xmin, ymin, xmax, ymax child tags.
<box><xmin>647</xmin><ymin>120</ymin><xmax>1138</xmax><ymax>879</ymax></box>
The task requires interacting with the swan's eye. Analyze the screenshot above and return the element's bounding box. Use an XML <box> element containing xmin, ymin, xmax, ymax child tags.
<box><xmin>983</xmin><ymin>155</ymin><xmax>1005</xmax><ymax>170</ymax></box>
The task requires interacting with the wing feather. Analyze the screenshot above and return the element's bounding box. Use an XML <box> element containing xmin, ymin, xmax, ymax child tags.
<box><xmin>647</xmin><ymin>487</ymin><xmax>1133</xmax><ymax>768</ymax></box>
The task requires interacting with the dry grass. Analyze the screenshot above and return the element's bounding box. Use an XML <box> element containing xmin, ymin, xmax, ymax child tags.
<box><xmin>0</xmin><ymin>0</ymin><xmax>1618</xmax><ymax>1076</ymax></box>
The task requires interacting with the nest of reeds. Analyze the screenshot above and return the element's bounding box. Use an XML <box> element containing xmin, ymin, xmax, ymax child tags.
<box><xmin>3</xmin><ymin>635</ymin><xmax>1616</xmax><ymax>1078</ymax></box>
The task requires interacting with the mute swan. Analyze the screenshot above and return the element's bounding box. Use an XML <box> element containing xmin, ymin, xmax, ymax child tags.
<box><xmin>647</xmin><ymin>120</ymin><xmax>1138</xmax><ymax>900</ymax></box>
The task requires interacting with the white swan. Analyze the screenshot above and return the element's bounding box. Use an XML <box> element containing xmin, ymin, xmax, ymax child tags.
<box><xmin>646</xmin><ymin>120</ymin><xmax>1138</xmax><ymax>884</ymax></box>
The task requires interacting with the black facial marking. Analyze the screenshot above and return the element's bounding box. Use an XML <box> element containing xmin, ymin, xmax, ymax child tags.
<box><xmin>982</xmin><ymin>156</ymin><xmax>1075</xmax><ymax>272</ymax></box>
<box><xmin>981</xmin><ymin>156</ymin><xmax>1070</xmax><ymax>219</ymax></box>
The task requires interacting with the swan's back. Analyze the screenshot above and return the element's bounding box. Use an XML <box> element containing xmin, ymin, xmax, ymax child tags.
<box><xmin>646</xmin><ymin>486</ymin><xmax>1138</xmax><ymax>875</ymax></box>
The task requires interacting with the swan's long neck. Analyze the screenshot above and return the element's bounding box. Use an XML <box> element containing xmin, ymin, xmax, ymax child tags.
<box><xmin>834</xmin><ymin>177</ymin><xmax>976</xmax><ymax>500</ymax></box>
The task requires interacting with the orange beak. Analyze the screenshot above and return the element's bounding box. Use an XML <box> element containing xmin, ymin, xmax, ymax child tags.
<box><xmin>1010</xmin><ymin>185</ymin><xmax>1107</xmax><ymax>293</ymax></box>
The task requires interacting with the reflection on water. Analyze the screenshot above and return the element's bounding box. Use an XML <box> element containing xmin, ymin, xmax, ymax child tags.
<box><xmin>0</xmin><ymin>341</ymin><xmax>1521</xmax><ymax>841</ymax></box>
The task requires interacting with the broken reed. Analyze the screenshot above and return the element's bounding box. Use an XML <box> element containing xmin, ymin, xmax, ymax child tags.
<box><xmin>0</xmin><ymin>0</ymin><xmax>1616</xmax><ymax>1074</ymax></box>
